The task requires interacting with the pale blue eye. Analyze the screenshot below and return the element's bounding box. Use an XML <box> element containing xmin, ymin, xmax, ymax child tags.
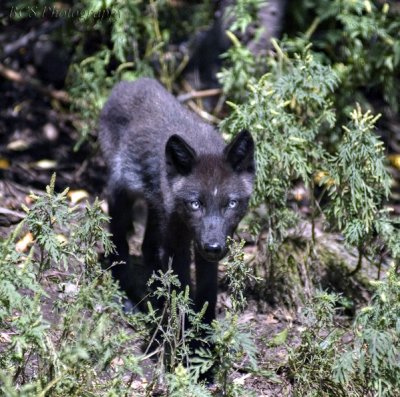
<box><xmin>228</xmin><ymin>199</ymin><xmax>238</xmax><ymax>209</ymax></box>
<box><xmin>191</xmin><ymin>200</ymin><xmax>200</xmax><ymax>210</ymax></box>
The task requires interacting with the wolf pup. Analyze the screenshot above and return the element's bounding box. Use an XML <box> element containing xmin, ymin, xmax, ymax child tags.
<box><xmin>99</xmin><ymin>78</ymin><xmax>255</xmax><ymax>324</ymax></box>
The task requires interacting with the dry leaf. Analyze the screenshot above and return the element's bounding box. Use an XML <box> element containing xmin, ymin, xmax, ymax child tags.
<box><xmin>43</xmin><ymin>123</ymin><xmax>59</xmax><ymax>141</ymax></box>
<box><xmin>388</xmin><ymin>154</ymin><xmax>400</xmax><ymax>169</ymax></box>
<box><xmin>314</xmin><ymin>170</ymin><xmax>334</xmax><ymax>187</ymax></box>
<box><xmin>292</xmin><ymin>185</ymin><xmax>307</xmax><ymax>202</ymax></box>
<box><xmin>56</xmin><ymin>234</ymin><xmax>68</xmax><ymax>245</ymax></box>
<box><xmin>111</xmin><ymin>357</ymin><xmax>124</xmax><ymax>369</ymax></box>
<box><xmin>67</xmin><ymin>189</ymin><xmax>89</xmax><ymax>205</ymax></box>
<box><xmin>100</xmin><ymin>200</ymin><xmax>108</xmax><ymax>214</ymax></box>
<box><xmin>0</xmin><ymin>333</ymin><xmax>12</xmax><ymax>343</ymax></box>
<box><xmin>7</xmin><ymin>139</ymin><xmax>29</xmax><ymax>151</ymax></box>
<box><xmin>0</xmin><ymin>158</ymin><xmax>10</xmax><ymax>169</ymax></box>
<box><xmin>233</xmin><ymin>373</ymin><xmax>251</xmax><ymax>385</ymax></box>
<box><xmin>16</xmin><ymin>232</ymin><xmax>34</xmax><ymax>252</ymax></box>
<box><xmin>264</xmin><ymin>314</ymin><xmax>279</xmax><ymax>324</ymax></box>
<box><xmin>34</xmin><ymin>159</ymin><xmax>57</xmax><ymax>169</ymax></box>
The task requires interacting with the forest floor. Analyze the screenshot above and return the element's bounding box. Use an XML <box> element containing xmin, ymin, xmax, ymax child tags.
<box><xmin>0</xmin><ymin>36</ymin><xmax>396</xmax><ymax>394</ymax></box>
<box><xmin>0</xmin><ymin>76</ymin><xmax>375</xmax><ymax>397</ymax></box>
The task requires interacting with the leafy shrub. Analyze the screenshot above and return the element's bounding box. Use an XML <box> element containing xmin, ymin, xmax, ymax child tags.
<box><xmin>0</xmin><ymin>175</ymin><xmax>141</xmax><ymax>396</ymax></box>
<box><xmin>288</xmin><ymin>291</ymin><xmax>347</xmax><ymax>397</ymax></box>
<box><xmin>334</xmin><ymin>265</ymin><xmax>400</xmax><ymax>396</ymax></box>
<box><xmin>221</xmin><ymin>45</ymin><xmax>338</xmax><ymax>247</ymax></box>
<box><xmin>142</xmin><ymin>239</ymin><xmax>259</xmax><ymax>396</ymax></box>
<box><xmin>289</xmin><ymin>265</ymin><xmax>400</xmax><ymax>397</ymax></box>
<box><xmin>288</xmin><ymin>0</ymin><xmax>400</xmax><ymax>114</ymax></box>
<box><xmin>1</xmin><ymin>176</ymin><xmax>259</xmax><ymax>396</ymax></box>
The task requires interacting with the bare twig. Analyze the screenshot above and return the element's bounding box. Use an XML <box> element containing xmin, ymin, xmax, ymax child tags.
<box><xmin>0</xmin><ymin>207</ymin><xmax>25</xmax><ymax>226</ymax></box>
<box><xmin>177</xmin><ymin>88</ymin><xmax>221</xmax><ymax>103</ymax></box>
<box><xmin>349</xmin><ymin>245</ymin><xmax>363</xmax><ymax>276</ymax></box>
<box><xmin>1</xmin><ymin>19</ymin><xmax>64</xmax><ymax>60</ymax></box>
<box><xmin>0</xmin><ymin>63</ymin><xmax>70</xmax><ymax>103</ymax></box>
<box><xmin>186</xmin><ymin>100</ymin><xmax>221</xmax><ymax>124</ymax></box>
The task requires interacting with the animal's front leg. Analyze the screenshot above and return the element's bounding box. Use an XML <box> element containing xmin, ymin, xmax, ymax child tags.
<box><xmin>194</xmin><ymin>251</ymin><xmax>218</xmax><ymax>324</ymax></box>
<box><xmin>107</xmin><ymin>187</ymin><xmax>135</xmax><ymax>299</ymax></box>
<box><xmin>165</xmin><ymin>221</ymin><xmax>192</xmax><ymax>292</ymax></box>
<box><xmin>142</xmin><ymin>206</ymin><xmax>164</xmax><ymax>274</ymax></box>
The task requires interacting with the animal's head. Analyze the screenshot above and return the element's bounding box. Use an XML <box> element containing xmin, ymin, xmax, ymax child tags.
<box><xmin>166</xmin><ymin>130</ymin><xmax>255</xmax><ymax>262</ymax></box>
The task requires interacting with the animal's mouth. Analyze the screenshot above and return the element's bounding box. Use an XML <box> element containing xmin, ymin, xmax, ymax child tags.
<box><xmin>202</xmin><ymin>252</ymin><xmax>224</xmax><ymax>262</ymax></box>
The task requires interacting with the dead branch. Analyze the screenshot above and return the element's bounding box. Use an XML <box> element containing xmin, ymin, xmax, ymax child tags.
<box><xmin>1</xmin><ymin>19</ymin><xmax>64</xmax><ymax>61</ymax></box>
<box><xmin>177</xmin><ymin>88</ymin><xmax>221</xmax><ymax>103</ymax></box>
<box><xmin>0</xmin><ymin>63</ymin><xmax>70</xmax><ymax>103</ymax></box>
<box><xmin>0</xmin><ymin>207</ymin><xmax>25</xmax><ymax>226</ymax></box>
<box><xmin>186</xmin><ymin>100</ymin><xmax>221</xmax><ymax>124</ymax></box>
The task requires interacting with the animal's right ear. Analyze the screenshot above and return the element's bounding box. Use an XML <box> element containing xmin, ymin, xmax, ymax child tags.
<box><xmin>166</xmin><ymin>134</ymin><xmax>197</xmax><ymax>176</ymax></box>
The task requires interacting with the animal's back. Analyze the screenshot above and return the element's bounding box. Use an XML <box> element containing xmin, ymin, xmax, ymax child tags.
<box><xmin>99</xmin><ymin>78</ymin><xmax>222</xmax><ymax>159</ymax></box>
<box><xmin>98</xmin><ymin>78</ymin><xmax>224</xmax><ymax>199</ymax></box>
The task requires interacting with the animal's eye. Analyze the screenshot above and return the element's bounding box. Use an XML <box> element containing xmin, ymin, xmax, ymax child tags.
<box><xmin>228</xmin><ymin>199</ymin><xmax>238</xmax><ymax>209</ymax></box>
<box><xmin>190</xmin><ymin>200</ymin><xmax>201</xmax><ymax>210</ymax></box>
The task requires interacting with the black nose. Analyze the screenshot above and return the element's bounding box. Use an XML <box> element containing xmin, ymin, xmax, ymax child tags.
<box><xmin>204</xmin><ymin>242</ymin><xmax>223</xmax><ymax>255</ymax></box>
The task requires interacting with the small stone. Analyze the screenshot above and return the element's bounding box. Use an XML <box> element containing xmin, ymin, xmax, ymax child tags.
<box><xmin>43</xmin><ymin>123</ymin><xmax>59</xmax><ymax>141</ymax></box>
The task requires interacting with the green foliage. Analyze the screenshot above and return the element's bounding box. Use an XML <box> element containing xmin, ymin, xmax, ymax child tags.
<box><xmin>334</xmin><ymin>265</ymin><xmax>400</xmax><ymax>396</ymax></box>
<box><xmin>220</xmin><ymin>36</ymin><xmax>394</xmax><ymax>283</ymax></box>
<box><xmin>68</xmin><ymin>49</ymin><xmax>118</xmax><ymax>150</ymax></box>
<box><xmin>288</xmin><ymin>291</ymin><xmax>347</xmax><ymax>397</ymax></box>
<box><xmin>0</xmin><ymin>175</ymin><xmax>142</xmax><ymax>396</ymax></box>
<box><xmin>219</xmin><ymin>30</ymin><xmax>400</xmax><ymax>393</ymax></box>
<box><xmin>289</xmin><ymin>267</ymin><xmax>400</xmax><ymax>397</ymax></box>
<box><xmin>221</xmin><ymin>45</ymin><xmax>338</xmax><ymax>246</ymax></box>
<box><xmin>223</xmin><ymin>237</ymin><xmax>259</xmax><ymax>312</ymax></box>
<box><xmin>324</xmin><ymin>106</ymin><xmax>391</xmax><ymax>248</ymax></box>
<box><xmin>217</xmin><ymin>31</ymin><xmax>259</xmax><ymax>103</ymax></box>
<box><xmin>166</xmin><ymin>363</ymin><xmax>212</xmax><ymax>397</ymax></box>
<box><xmin>288</xmin><ymin>0</ymin><xmax>400</xmax><ymax>113</ymax></box>
<box><xmin>192</xmin><ymin>239</ymin><xmax>258</xmax><ymax>397</ymax></box>
<box><xmin>143</xmin><ymin>268</ymin><xmax>209</xmax><ymax>376</ymax></box>
<box><xmin>224</xmin><ymin>0</ymin><xmax>265</xmax><ymax>34</ymax></box>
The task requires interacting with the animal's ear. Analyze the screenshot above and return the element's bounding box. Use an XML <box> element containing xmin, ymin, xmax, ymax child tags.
<box><xmin>224</xmin><ymin>130</ymin><xmax>255</xmax><ymax>173</ymax></box>
<box><xmin>166</xmin><ymin>134</ymin><xmax>197</xmax><ymax>176</ymax></box>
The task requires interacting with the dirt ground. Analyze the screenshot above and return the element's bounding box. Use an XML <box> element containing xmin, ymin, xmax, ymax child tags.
<box><xmin>0</xmin><ymin>24</ymin><xmax>389</xmax><ymax>395</ymax></box>
<box><xmin>0</xmin><ymin>65</ymin><xmax>308</xmax><ymax>395</ymax></box>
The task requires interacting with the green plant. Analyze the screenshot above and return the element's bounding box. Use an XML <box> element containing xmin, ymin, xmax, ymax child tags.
<box><xmin>217</xmin><ymin>31</ymin><xmax>260</xmax><ymax>103</ymax></box>
<box><xmin>323</xmin><ymin>106</ymin><xmax>391</xmax><ymax>274</ymax></box>
<box><xmin>333</xmin><ymin>265</ymin><xmax>400</xmax><ymax>396</ymax></box>
<box><xmin>0</xmin><ymin>175</ymin><xmax>142</xmax><ymax>396</ymax></box>
<box><xmin>288</xmin><ymin>266</ymin><xmax>400</xmax><ymax>397</ymax></box>
<box><xmin>142</xmin><ymin>268</ymin><xmax>209</xmax><ymax>377</ymax></box>
<box><xmin>288</xmin><ymin>291</ymin><xmax>347</xmax><ymax>397</ymax></box>
<box><xmin>221</xmin><ymin>44</ymin><xmax>338</xmax><ymax>247</ymax></box>
<box><xmin>288</xmin><ymin>0</ymin><xmax>400</xmax><ymax>116</ymax></box>
<box><xmin>224</xmin><ymin>0</ymin><xmax>265</xmax><ymax>35</ymax></box>
<box><xmin>193</xmin><ymin>239</ymin><xmax>258</xmax><ymax>396</ymax></box>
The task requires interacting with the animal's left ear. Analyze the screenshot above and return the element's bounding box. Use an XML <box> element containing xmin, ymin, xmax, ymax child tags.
<box><xmin>224</xmin><ymin>130</ymin><xmax>255</xmax><ymax>173</ymax></box>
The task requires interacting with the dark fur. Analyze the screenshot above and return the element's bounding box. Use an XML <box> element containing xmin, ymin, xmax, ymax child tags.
<box><xmin>99</xmin><ymin>78</ymin><xmax>255</xmax><ymax>323</ymax></box>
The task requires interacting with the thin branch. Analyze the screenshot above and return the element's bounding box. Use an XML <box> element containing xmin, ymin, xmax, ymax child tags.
<box><xmin>177</xmin><ymin>88</ymin><xmax>221</xmax><ymax>103</ymax></box>
<box><xmin>0</xmin><ymin>63</ymin><xmax>70</xmax><ymax>103</ymax></box>
<box><xmin>349</xmin><ymin>245</ymin><xmax>363</xmax><ymax>276</ymax></box>
<box><xmin>186</xmin><ymin>100</ymin><xmax>221</xmax><ymax>124</ymax></box>
<box><xmin>0</xmin><ymin>207</ymin><xmax>26</xmax><ymax>226</ymax></box>
<box><xmin>1</xmin><ymin>19</ymin><xmax>64</xmax><ymax>60</ymax></box>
